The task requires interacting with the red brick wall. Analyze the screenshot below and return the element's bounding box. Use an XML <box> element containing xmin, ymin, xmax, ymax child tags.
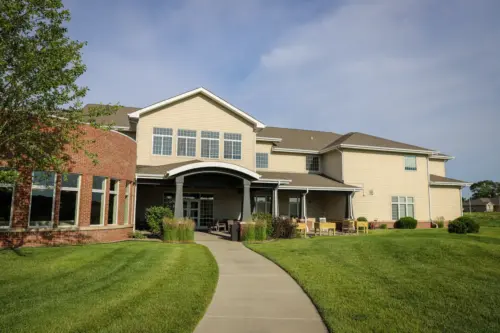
<box><xmin>2</xmin><ymin>125</ymin><xmax>137</xmax><ymax>247</ymax></box>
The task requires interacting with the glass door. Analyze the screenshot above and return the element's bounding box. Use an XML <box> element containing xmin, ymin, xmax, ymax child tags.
<box><xmin>183</xmin><ymin>199</ymin><xmax>200</xmax><ymax>228</ymax></box>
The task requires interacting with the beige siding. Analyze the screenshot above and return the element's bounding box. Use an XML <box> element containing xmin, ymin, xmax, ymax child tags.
<box><xmin>343</xmin><ymin>150</ymin><xmax>430</xmax><ymax>221</ymax></box>
<box><xmin>136</xmin><ymin>94</ymin><xmax>256</xmax><ymax>170</ymax></box>
<box><xmin>429</xmin><ymin>160</ymin><xmax>446</xmax><ymax>177</ymax></box>
<box><xmin>431</xmin><ymin>186</ymin><xmax>461</xmax><ymax>220</ymax></box>
<box><xmin>270</xmin><ymin>152</ymin><xmax>309</xmax><ymax>173</ymax></box>
<box><xmin>321</xmin><ymin>150</ymin><xmax>343</xmax><ymax>181</ymax></box>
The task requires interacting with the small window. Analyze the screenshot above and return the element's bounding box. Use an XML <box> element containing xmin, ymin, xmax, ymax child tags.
<box><xmin>201</xmin><ymin>131</ymin><xmax>219</xmax><ymax>158</ymax></box>
<box><xmin>108</xmin><ymin>179</ymin><xmax>119</xmax><ymax>225</ymax></box>
<box><xmin>59</xmin><ymin>173</ymin><xmax>80</xmax><ymax>227</ymax></box>
<box><xmin>404</xmin><ymin>156</ymin><xmax>417</xmax><ymax>171</ymax></box>
<box><xmin>391</xmin><ymin>196</ymin><xmax>415</xmax><ymax>220</ymax></box>
<box><xmin>306</xmin><ymin>155</ymin><xmax>320</xmax><ymax>172</ymax></box>
<box><xmin>177</xmin><ymin>129</ymin><xmax>197</xmax><ymax>157</ymax></box>
<box><xmin>256</xmin><ymin>153</ymin><xmax>268</xmax><ymax>169</ymax></box>
<box><xmin>223</xmin><ymin>133</ymin><xmax>242</xmax><ymax>160</ymax></box>
<box><xmin>152</xmin><ymin>127</ymin><xmax>173</xmax><ymax>156</ymax></box>
<box><xmin>29</xmin><ymin>172</ymin><xmax>56</xmax><ymax>227</ymax></box>
<box><xmin>91</xmin><ymin>176</ymin><xmax>107</xmax><ymax>225</ymax></box>
<box><xmin>289</xmin><ymin>197</ymin><xmax>300</xmax><ymax>218</ymax></box>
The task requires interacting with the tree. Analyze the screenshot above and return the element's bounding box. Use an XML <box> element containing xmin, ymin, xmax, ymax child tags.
<box><xmin>0</xmin><ymin>0</ymin><xmax>118</xmax><ymax>183</ymax></box>
<box><xmin>470</xmin><ymin>180</ymin><xmax>500</xmax><ymax>199</ymax></box>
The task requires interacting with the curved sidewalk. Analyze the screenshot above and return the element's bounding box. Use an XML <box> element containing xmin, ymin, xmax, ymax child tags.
<box><xmin>194</xmin><ymin>232</ymin><xmax>327</xmax><ymax>333</ymax></box>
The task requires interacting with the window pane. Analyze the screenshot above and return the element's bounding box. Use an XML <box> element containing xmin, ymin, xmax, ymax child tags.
<box><xmin>399</xmin><ymin>196</ymin><xmax>406</xmax><ymax>203</ymax></box>
<box><xmin>178</xmin><ymin>137</ymin><xmax>187</xmax><ymax>155</ymax></box>
<box><xmin>407</xmin><ymin>204</ymin><xmax>415</xmax><ymax>218</ymax></box>
<box><xmin>92</xmin><ymin>176</ymin><xmax>106</xmax><ymax>190</ymax></box>
<box><xmin>33</xmin><ymin>171</ymin><xmax>55</xmax><ymax>186</ymax></box>
<box><xmin>90</xmin><ymin>192</ymin><xmax>104</xmax><ymax>225</ymax></box>
<box><xmin>110</xmin><ymin>179</ymin><xmax>119</xmax><ymax>192</ymax></box>
<box><xmin>162</xmin><ymin>136</ymin><xmax>172</xmax><ymax>155</ymax></box>
<box><xmin>186</xmin><ymin>138</ymin><xmax>196</xmax><ymax>156</ymax></box>
<box><xmin>0</xmin><ymin>187</ymin><xmax>13</xmax><ymax>227</ymax></box>
<box><xmin>391</xmin><ymin>196</ymin><xmax>398</xmax><ymax>203</ymax></box>
<box><xmin>29</xmin><ymin>188</ymin><xmax>54</xmax><ymax>226</ymax></box>
<box><xmin>124</xmin><ymin>183</ymin><xmax>130</xmax><ymax>225</ymax></box>
<box><xmin>152</xmin><ymin>136</ymin><xmax>162</xmax><ymax>155</ymax></box>
<box><xmin>306</xmin><ymin>156</ymin><xmax>319</xmax><ymax>171</ymax></box>
<box><xmin>224</xmin><ymin>133</ymin><xmax>241</xmax><ymax>140</ymax></box>
<box><xmin>256</xmin><ymin>153</ymin><xmax>268</xmax><ymax>168</ymax></box>
<box><xmin>392</xmin><ymin>204</ymin><xmax>399</xmax><ymax>220</ymax></box>
<box><xmin>399</xmin><ymin>204</ymin><xmax>406</xmax><ymax>217</ymax></box>
<box><xmin>201</xmin><ymin>131</ymin><xmax>219</xmax><ymax>138</ymax></box>
<box><xmin>209</xmin><ymin>140</ymin><xmax>219</xmax><ymax>158</ymax></box>
<box><xmin>232</xmin><ymin>141</ymin><xmax>241</xmax><ymax>159</ymax></box>
<box><xmin>62</xmin><ymin>174</ymin><xmax>79</xmax><ymax>188</ymax></box>
<box><xmin>201</xmin><ymin>139</ymin><xmax>210</xmax><ymax>157</ymax></box>
<box><xmin>153</xmin><ymin>127</ymin><xmax>172</xmax><ymax>135</ymax></box>
<box><xmin>108</xmin><ymin>193</ymin><xmax>117</xmax><ymax>224</ymax></box>
<box><xmin>178</xmin><ymin>129</ymin><xmax>196</xmax><ymax>137</ymax></box>
<box><xmin>407</xmin><ymin>197</ymin><xmax>414</xmax><ymax>203</ymax></box>
<box><xmin>224</xmin><ymin>141</ymin><xmax>233</xmax><ymax>158</ymax></box>
<box><xmin>405</xmin><ymin>156</ymin><xmax>417</xmax><ymax>171</ymax></box>
<box><xmin>59</xmin><ymin>191</ymin><xmax>77</xmax><ymax>226</ymax></box>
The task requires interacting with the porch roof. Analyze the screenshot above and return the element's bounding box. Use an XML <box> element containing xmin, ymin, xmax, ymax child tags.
<box><xmin>137</xmin><ymin>160</ymin><xmax>202</xmax><ymax>177</ymax></box>
<box><xmin>430</xmin><ymin>174</ymin><xmax>471</xmax><ymax>187</ymax></box>
<box><xmin>258</xmin><ymin>171</ymin><xmax>360</xmax><ymax>191</ymax></box>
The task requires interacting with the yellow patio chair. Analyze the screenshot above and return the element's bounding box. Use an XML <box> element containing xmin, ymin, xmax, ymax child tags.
<box><xmin>314</xmin><ymin>222</ymin><xmax>336</xmax><ymax>236</ymax></box>
<box><xmin>356</xmin><ymin>221</ymin><xmax>369</xmax><ymax>234</ymax></box>
<box><xmin>296</xmin><ymin>223</ymin><xmax>307</xmax><ymax>237</ymax></box>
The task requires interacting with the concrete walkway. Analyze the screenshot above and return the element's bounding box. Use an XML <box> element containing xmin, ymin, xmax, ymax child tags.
<box><xmin>194</xmin><ymin>232</ymin><xmax>327</xmax><ymax>333</ymax></box>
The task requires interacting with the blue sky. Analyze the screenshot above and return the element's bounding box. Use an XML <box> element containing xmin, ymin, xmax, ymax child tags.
<box><xmin>63</xmin><ymin>0</ymin><xmax>500</xmax><ymax>193</ymax></box>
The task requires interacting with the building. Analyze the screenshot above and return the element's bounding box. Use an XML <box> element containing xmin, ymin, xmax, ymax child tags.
<box><xmin>0</xmin><ymin>88</ymin><xmax>470</xmax><ymax>246</ymax></box>
<box><xmin>463</xmin><ymin>198</ymin><xmax>500</xmax><ymax>213</ymax></box>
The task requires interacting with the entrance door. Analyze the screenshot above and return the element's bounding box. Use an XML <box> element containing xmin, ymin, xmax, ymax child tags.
<box><xmin>183</xmin><ymin>199</ymin><xmax>199</xmax><ymax>227</ymax></box>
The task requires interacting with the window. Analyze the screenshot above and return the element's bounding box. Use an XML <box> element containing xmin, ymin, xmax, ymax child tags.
<box><xmin>254</xmin><ymin>196</ymin><xmax>271</xmax><ymax>214</ymax></box>
<box><xmin>404</xmin><ymin>156</ymin><xmax>417</xmax><ymax>171</ymax></box>
<box><xmin>391</xmin><ymin>196</ymin><xmax>415</xmax><ymax>220</ymax></box>
<box><xmin>224</xmin><ymin>133</ymin><xmax>242</xmax><ymax>160</ymax></box>
<box><xmin>124</xmin><ymin>182</ymin><xmax>131</xmax><ymax>225</ymax></box>
<box><xmin>108</xmin><ymin>179</ymin><xmax>119</xmax><ymax>224</ymax></box>
<box><xmin>289</xmin><ymin>197</ymin><xmax>300</xmax><ymax>218</ymax></box>
<box><xmin>306</xmin><ymin>155</ymin><xmax>320</xmax><ymax>172</ymax></box>
<box><xmin>29</xmin><ymin>171</ymin><xmax>56</xmax><ymax>227</ymax></box>
<box><xmin>256</xmin><ymin>153</ymin><xmax>268</xmax><ymax>169</ymax></box>
<box><xmin>59</xmin><ymin>174</ymin><xmax>80</xmax><ymax>227</ymax></box>
<box><xmin>91</xmin><ymin>176</ymin><xmax>106</xmax><ymax>225</ymax></box>
<box><xmin>201</xmin><ymin>131</ymin><xmax>219</xmax><ymax>158</ymax></box>
<box><xmin>177</xmin><ymin>129</ymin><xmax>197</xmax><ymax>156</ymax></box>
<box><xmin>152</xmin><ymin>127</ymin><xmax>173</xmax><ymax>155</ymax></box>
<box><xmin>0</xmin><ymin>182</ymin><xmax>14</xmax><ymax>228</ymax></box>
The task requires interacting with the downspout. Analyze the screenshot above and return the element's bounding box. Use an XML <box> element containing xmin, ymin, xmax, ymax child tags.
<box><xmin>426</xmin><ymin>157</ymin><xmax>436</xmax><ymax>228</ymax></box>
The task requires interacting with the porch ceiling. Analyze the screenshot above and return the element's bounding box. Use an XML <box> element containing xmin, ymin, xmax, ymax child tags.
<box><xmin>258</xmin><ymin>171</ymin><xmax>360</xmax><ymax>191</ymax></box>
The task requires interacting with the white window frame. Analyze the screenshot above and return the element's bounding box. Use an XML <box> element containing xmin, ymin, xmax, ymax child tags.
<box><xmin>108</xmin><ymin>179</ymin><xmax>119</xmax><ymax>225</ymax></box>
<box><xmin>391</xmin><ymin>196</ymin><xmax>415</xmax><ymax>220</ymax></box>
<box><xmin>177</xmin><ymin>129</ymin><xmax>197</xmax><ymax>157</ymax></box>
<box><xmin>306</xmin><ymin>155</ymin><xmax>320</xmax><ymax>172</ymax></box>
<box><xmin>201</xmin><ymin>131</ymin><xmax>220</xmax><ymax>159</ymax></box>
<box><xmin>29</xmin><ymin>171</ymin><xmax>56</xmax><ymax>228</ymax></box>
<box><xmin>91</xmin><ymin>176</ymin><xmax>107</xmax><ymax>226</ymax></box>
<box><xmin>289</xmin><ymin>197</ymin><xmax>300</xmax><ymax>217</ymax></box>
<box><xmin>223</xmin><ymin>133</ymin><xmax>242</xmax><ymax>160</ymax></box>
<box><xmin>152</xmin><ymin>127</ymin><xmax>173</xmax><ymax>156</ymax></box>
<box><xmin>256</xmin><ymin>153</ymin><xmax>269</xmax><ymax>169</ymax></box>
<box><xmin>404</xmin><ymin>155</ymin><xmax>417</xmax><ymax>171</ymax></box>
<box><xmin>0</xmin><ymin>182</ymin><xmax>15</xmax><ymax>229</ymax></box>
<box><xmin>124</xmin><ymin>182</ymin><xmax>131</xmax><ymax>225</ymax></box>
<box><xmin>59</xmin><ymin>173</ymin><xmax>81</xmax><ymax>227</ymax></box>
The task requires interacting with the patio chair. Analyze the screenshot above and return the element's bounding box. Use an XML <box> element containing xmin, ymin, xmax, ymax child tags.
<box><xmin>208</xmin><ymin>219</ymin><xmax>218</xmax><ymax>233</ymax></box>
<box><xmin>217</xmin><ymin>220</ymin><xmax>228</xmax><ymax>233</ymax></box>
<box><xmin>356</xmin><ymin>221</ymin><xmax>369</xmax><ymax>234</ymax></box>
<box><xmin>342</xmin><ymin>220</ymin><xmax>356</xmax><ymax>234</ymax></box>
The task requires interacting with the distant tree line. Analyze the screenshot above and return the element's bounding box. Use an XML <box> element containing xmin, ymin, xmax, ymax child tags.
<box><xmin>469</xmin><ymin>181</ymin><xmax>500</xmax><ymax>199</ymax></box>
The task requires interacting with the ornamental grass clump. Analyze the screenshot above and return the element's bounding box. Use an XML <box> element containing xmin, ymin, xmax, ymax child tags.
<box><xmin>163</xmin><ymin>218</ymin><xmax>195</xmax><ymax>243</ymax></box>
<box><xmin>254</xmin><ymin>220</ymin><xmax>267</xmax><ymax>241</ymax></box>
<box><xmin>241</xmin><ymin>222</ymin><xmax>256</xmax><ymax>242</ymax></box>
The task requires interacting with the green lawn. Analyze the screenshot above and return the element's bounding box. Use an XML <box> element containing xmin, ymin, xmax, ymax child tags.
<box><xmin>247</xmin><ymin>228</ymin><xmax>500</xmax><ymax>333</ymax></box>
<box><xmin>0</xmin><ymin>241</ymin><xmax>218</xmax><ymax>333</ymax></box>
<box><xmin>465</xmin><ymin>212</ymin><xmax>500</xmax><ymax>227</ymax></box>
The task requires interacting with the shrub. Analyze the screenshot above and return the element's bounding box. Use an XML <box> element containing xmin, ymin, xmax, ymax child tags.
<box><xmin>146</xmin><ymin>206</ymin><xmax>173</xmax><ymax>235</ymax></box>
<box><xmin>271</xmin><ymin>217</ymin><xmax>297</xmax><ymax>239</ymax></box>
<box><xmin>241</xmin><ymin>222</ymin><xmax>256</xmax><ymax>242</ymax></box>
<box><xmin>130</xmin><ymin>231</ymin><xmax>146</xmax><ymax>239</ymax></box>
<box><xmin>451</xmin><ymin>216</ymin><xmax>480</xmax><ymax>234</ymax></box>
<box><xmin>380</xmin><ymin>224</ymin><xmax>387</xmax><ymax>229</ymax></box>
<box><xmin>252</xmin><ymin>212</ymin><xmax>273</xmax><ymax>239</ymax></box>
<box><xmin>395</xmin><ymin>217</ymin><xmax>418</xmax><ymax>229</ymax></box>
<box><xmin>163</xmin><ymin>218</ymin><xmax>195</xmax><ymax>243</ymax></box>
<box><xmin>368</xmin><ymin>222</ymin><xmax>376</xmax><ymax>230</ymax></box>
<box><xmin>254</xmin><ymin>221</ymin><xmax>267</xmax><ymax>241</ymax></box>
<box><xmin>448</xmin><ymin>219</ymin><xmax>468</xmax><ymax>234</ymax></box>
<box><xmin>357</xmin><ymin>216</ymin><xmax>368</xmax><ymax>222</ymax></box>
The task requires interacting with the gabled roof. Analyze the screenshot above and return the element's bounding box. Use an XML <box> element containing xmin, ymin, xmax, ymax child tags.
<box><xmin>128</xmin><ymin>87</ymin><xmax>266</xmax><ymax>129</ymax></box>
<box><xmin>430</xmin><ymin>174</ymin><xmax>471</xmax><ymax>186</ymax></box>
<box><xmin>84</xmin><ymin>104</ymin><xmax>140</xmax><ymax>128</ymax></box>
<box><xmin>465</xmin><ymin>198</ymin><xmax>500</xmax><ymax>205</ymax></box>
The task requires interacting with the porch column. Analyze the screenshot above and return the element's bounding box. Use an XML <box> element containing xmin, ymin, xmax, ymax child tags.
<box><xmin>272</xmin><ymin>187</ymin><xmax>279</xmax><ymax>217</ymax></box>
<box><xmin>301</xmin><ymin>192</ymin><xmax>307</xmax><ymax>219</ymax></box>
<box><xmin>174</xmin><ymin>176</ymin><xmax>184</xmax><ymax>219</ymax></box>
<box><xmin>347</xmin><ymin>192</ymin><xmax>354</xmax><ymax>219</ymax></box>
<box><xmin>242</xmin><ymin>179</ymin><xmax>251</xmax><ymax>221</ymax></box>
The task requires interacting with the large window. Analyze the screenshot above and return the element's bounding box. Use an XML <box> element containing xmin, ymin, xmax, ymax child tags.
<box><xmin>177</xmin><ymin>129</ymin><xmax>197</xmax><ymax>156</ymax></box>
<box><xmin>254</xmin><ymin>196</ymin><xmax>271</xmax><ymax>214</ymax></box>
<box><xmin>256</xmin><ymin>153</ymin><xmax>269</xmax><ymax>169</ymax></box>
<box><xmin>91</xmin><ymin>176</ymin><xmax>106</xmax><ymax>225</ymax></box>
<box><xmin>392</xmin><ymin>196</ymin><xmax>415</xmax><ymax>220</ymax></box>
<box><xmin>59</xmin><ymin>174</ymin><xmax>80</xmax><ymax>227</ymax></box>
<box><xmin>0</xmin><ymin>183</ymin><xmax>14</xmax><ymax>228</ymax></box>
<box><xmin>404</xmin><ymin>156</ymin><xmax>417</xmax><ymax>171</ymax></box>
<box><xmin>201</xmin><ymin>131</ymin><xmax>219</xmax><ymax>158</ymax></box>
<box><xmin>29</xmin><ymin>171</ymin><xmax>56</xmax><ymax>227</ymax></box>
<box><xmin>224</xmin><ymin>133</ymin><xmax>242</xmax><ymax>160</ymax></box>
<box><xmin>152</xmin><ymin>127</ymin><xmax>173</xmax><ymax>156</ymax></box>
<box><xmin>123</xmin><ymin>182</ymin><xmax>131</xmax><ymax>225</ymax></box>
<box><xmin>108</xmin><ymin>179</ymin><xmax>119</xmax><ymax>224</ymax></box>
<box><xmin>306</xmin><ymin>155</ymin><xmax>319</xmax><ymax>172</ymax></box>
<box><xmin>289</xmin><ymin>197</ymin><xmax>300</xmax><ymax>218</ymax></box>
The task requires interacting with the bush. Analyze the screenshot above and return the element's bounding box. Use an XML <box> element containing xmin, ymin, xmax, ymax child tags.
<box><xmin>163</xmin><ymin>218</ymin><xmax>195</xmax><ymax>243</ymax></box>
<box><xmin>357</xmin><ymin>216</ymin><xmax>368</xmax><ymax>222</ymax></box>
<box><xmin>146</xmin><ymin>206</ymin><xmax>173</xmax><ymax>235</ymax></box>
<box><xmin>271</xmin><ymin>217</ymin><xmax>297</xmax><ymax>239</ymax></box>
<box><xmin>395</xmin><ymin>217</ymin><xmax>418</xmax><ymax>229</ymax></box>
<box><xmin>450</xmin><ymin>216</ymin><xmax>480</xmax><ymax>234</ymax></box>
<box><xmin>252</xmin><ymin>212</ymin><xmax>273</xmax><ymax>239</ymax></box>
<box><xmin>241</xmin><ymin>222</ymin><xmax>256</xmax><ymax>242</ymax></box>
<box><xmin>130</xmin><ymin>231</ymin><xmax>146</xmax><ymax>239</ymax></box>
<box><xmin>254</xmin><ymin>221</ymin><xmax>267</xmax><ymax>241</ymax></box>
<box><xmin>380</xmin><ymin>224</ymin><xmax>387</xmax><ymax>229</ymax></box>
